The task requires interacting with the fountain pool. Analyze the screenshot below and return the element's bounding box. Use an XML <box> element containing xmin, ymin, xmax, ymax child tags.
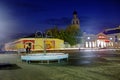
<box><xmin>21</xmin><ymin>53</ymin><xmax>69</xmax><ymax>64</ymax></box>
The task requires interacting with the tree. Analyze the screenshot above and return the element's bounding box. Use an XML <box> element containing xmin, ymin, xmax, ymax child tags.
<box><xmin>46</xmin><ymin>26</ymin><xmax>59</xmax><ymax>38</ymax></box>
<box><xmin>46</xmin><ymin>25</ymin><xmax>82</xmax><ymax>46</ymax></box>
<box><xmin>66</xmin><ymin>25</ymin><xmax>79</xmax><ymax>36</ymax></box>
<box><xmin>65</xmin><ymin>25</ymin><xmax>80</xmax><ymax>45</ymax></box>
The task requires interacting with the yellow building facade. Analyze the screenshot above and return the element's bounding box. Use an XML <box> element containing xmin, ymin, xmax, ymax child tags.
<box><xmin>4</xmin><ymin>38</ymin><xmax>64</xmax><ymax>51</ymax></box>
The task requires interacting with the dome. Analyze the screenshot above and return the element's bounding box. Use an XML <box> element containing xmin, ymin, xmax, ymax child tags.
<box><xmin>73</xmin><ymin>11</ymin><xmax>77</xmax><ymax>15</ymax></box>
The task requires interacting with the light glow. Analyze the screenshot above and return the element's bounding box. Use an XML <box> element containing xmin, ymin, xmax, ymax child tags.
<box><xmin>0</xmin><ymin>3</ymin><xmax>18</xmax><ymax>43</ymax></box>
<box><xmin>87</xmin><ymin>37</ymin><xmax>90</xmax><ymax>40</ymax></box>
<box><xmin>118</xmin><ymin>38</ymin><xmax>120</xmax><ymax>40</ymax></box>
<box><xmin>110</xmin><ymin>38</ymin><xmax>112</xmax><ymax>40</ymax></box>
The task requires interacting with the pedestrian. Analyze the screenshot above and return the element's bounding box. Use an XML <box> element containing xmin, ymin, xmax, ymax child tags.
<box><xmin>28</xmin><ymin>46</ymin><xmax>31</xmax><ymax>53</ymax></box>
<box><xmin>26</xmin><ymin>46</ymin><xmax>29</xmax><ymax>53</ymax></box>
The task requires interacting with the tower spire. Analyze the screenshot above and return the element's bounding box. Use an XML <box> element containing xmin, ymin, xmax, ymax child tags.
<box><xmin>71</xmin><ymin>10</ymin><xmax>80</xmax><ymax>28</ymax></box>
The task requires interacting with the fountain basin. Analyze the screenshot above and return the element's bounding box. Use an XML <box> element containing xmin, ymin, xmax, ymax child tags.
<box><xmin>21</xmin><ymin>53</ymin><xmax>68</xmax><ymax>63</ymax></box>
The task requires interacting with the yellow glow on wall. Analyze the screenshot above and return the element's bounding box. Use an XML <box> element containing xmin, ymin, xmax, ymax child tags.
<box><xmin>4</xmin><ymin>38</ymin><xmax>64</xmax><ymax>51</ymax></box>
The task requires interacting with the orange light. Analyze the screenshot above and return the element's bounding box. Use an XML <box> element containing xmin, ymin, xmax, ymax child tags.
<box><xmin>105</xmin><ymin>40</ymin><xmax>110</xmax><ymax>42</ymax></box>
<box><xmin>98</xmin><ymin>36</ymin><xmax>105</xmax><ymax>39</ymax></box>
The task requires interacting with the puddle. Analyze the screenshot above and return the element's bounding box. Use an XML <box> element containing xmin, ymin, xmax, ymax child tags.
<box><xmin>0</xmin><ymin>63</ymin><xmax>21</xmax><ymax>70</ymax></box>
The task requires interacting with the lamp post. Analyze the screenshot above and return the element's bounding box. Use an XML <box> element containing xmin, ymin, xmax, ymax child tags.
<box><xmin>43</xmin><ymin>32</ymin><xmax>47</xmax><ymax>54</ymax></box>
<box><xmin>43</xmin><ymin>31</ymin><xmax>52</xmax><ymax>54</ymax></box>
<box><xmin>46</xmin><ymin>30</ymin><xmax>52</xmax><ymax>38</ymax></box>
<box><xmin>35</xmin><ymin>31</ymin><xmax>46</xmax><ymax>54</ymax></box>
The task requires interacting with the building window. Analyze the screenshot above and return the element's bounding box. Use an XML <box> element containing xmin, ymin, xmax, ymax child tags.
<box><xmin>98</xmin><ymin>36</ymin><xmax>105</xmax><ymax>39</ymax></box>
<box><xmin>89</xmin><ymin>42</ymin><xmax>91</xmax><ymax>48</ymax></box>
<box><xmin>92</xmin><ymin>42</ymin><xmax>95</xmax><ymax>48</ymax></box>
<box><xmin>72</xmin><ymin>21</ymin><xmax>75</xmax><ymax>24</ymax></box>
<box><xmin>76</xmin><ymin>21</ymin><xmax>79</xmax><ymax>24</ymax></box>
<box><xmin>115</xmin><ymin>35</ymin><xmax>118</xmax><ymax>42</ymax></box>
<box><xmin>86</xmin><ymin>42</ymin><xmax>88</xmax><ymax>48</ymax></box>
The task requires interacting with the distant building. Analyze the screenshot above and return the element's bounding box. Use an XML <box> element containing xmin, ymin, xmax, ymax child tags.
<box><xmin>64</xmin><ymin>11</ymin><xmax>81</xmax><ymax>48</ymax></box>
<box><xmin>71</xmin><ymin>11</ymin><xmax>80</xmax><ymax>29</ymax></box>
<box><xmin>4</xmin><ymin>38</ymin><xmax>64</xmax><ymax>52</ymax></box>
<box><xmin>103</xmin><ymin>26</ymin><xmax>120</xmax><ymax>48</ymax></box>
<box><xmin>82</xmin><ymin>32</ymin><xmax>114</xmax><ymax>48</ymax></box>
<box><xmin>82</xmin><ymin>26</ymin><xmax>120</xmax><ymax>48</ymax></box>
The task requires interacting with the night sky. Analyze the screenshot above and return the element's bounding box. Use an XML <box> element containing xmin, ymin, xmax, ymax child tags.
<box><xmin>0</xmin><ymin>0</ymin><xmax>120</xmax><ymax>45</ymax></box>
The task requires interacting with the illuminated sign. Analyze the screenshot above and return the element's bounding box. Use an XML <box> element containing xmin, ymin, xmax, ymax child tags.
<box><xmin>98</xmin><ymin>36</ymin><xmax>105</xmax><ymax>39</ymax></box>
<box><xmin>105</xmin><ymin>40</ymin><xmax>110</xmax><ymax>42</ymax></box>
<box><xmin>44</xmin><ymin>40</ymin><xmax>55</xmax><ymax>49</ymax></box>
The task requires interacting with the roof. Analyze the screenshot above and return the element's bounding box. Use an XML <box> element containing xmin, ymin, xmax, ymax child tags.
<box><xmin>73</xmin><ymin>11</ymin><xmax>77</xmax><ymax>15</ymax></box>
<box><xmin>103</xmin><ymin>29</ymin><xmax>120</xmax><ymax>34</ymax></box>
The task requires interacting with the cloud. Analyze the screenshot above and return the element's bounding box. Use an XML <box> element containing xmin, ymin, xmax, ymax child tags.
<box><xmin>14</xmin><ymin>1</ymin><xmax>47</xmax><ymax>12</ymax></box>
<box><xmin>44</xmin><ymin>17</ymin><xmax>71</xmax><ymax>26</ymax></box>
<box><xmin>0</xmin><ymin>3</ymin><xmax>20</xmax><ymax>46</ymax></box>
<box><xmin>79</xmin><ymin>16</ymin><xmax>92</xmax><ymax>24</ymax></box>
<box><xmin>43</xmin><ymin>16</ymin><xmax>92</xmax><ymax>30</ymax></box>
<box><xmin>0</xmin><ymin>0</ymin><xmax>48</xmax><ymax>16</ymax></box>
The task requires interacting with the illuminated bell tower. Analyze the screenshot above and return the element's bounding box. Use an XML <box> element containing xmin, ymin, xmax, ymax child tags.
<box><xmin>72</xmin><ymin>11</ymin><xmax>80</xmax><ymax>28</ymax></box>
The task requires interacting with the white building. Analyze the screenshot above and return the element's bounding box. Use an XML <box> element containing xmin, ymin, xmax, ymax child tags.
<box><xmin>82</xmin><ymin>26</ymin><xmax>120</xmax><ymax>48</ymax></box>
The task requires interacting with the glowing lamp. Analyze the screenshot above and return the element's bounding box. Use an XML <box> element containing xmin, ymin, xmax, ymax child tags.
<box><xmin>98</xmin><ymin>36</ymin><xmax>105</xmax><ymax>39</ymax></box>
<box><xmin>87</xmin><ymin>37</ymin><xmax>90</xmax><ymax>40</ymax></box>
<box><xmin>110</xmin><ymin>38</ymin><xmax>112</xmax><ymax>40</ymax></box>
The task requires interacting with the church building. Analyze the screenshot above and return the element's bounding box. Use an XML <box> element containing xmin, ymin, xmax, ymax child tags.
<box><xmin>71</xmin><ymin>11</ymin><xmax>80</xmax><ymax>29</ymax></box>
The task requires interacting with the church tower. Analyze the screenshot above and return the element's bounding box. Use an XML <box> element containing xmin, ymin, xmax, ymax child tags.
<box><xmin>71</xmin><ymin>11</ymin><xmax>80</xmax><ymax>28</ymax></box>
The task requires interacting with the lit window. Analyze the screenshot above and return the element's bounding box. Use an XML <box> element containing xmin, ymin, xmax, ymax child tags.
<box><xmin>89</xmin><ymin>42</ymin><xmax>91</xmax><ymax>48</ymax></box>
<box><xmin>86</xmin><ymin>42</ymin><xmax>88</xmax><ymax>48</ymax></box>
<box><xmin>118</xmin><ymin>38</ymin><xmax>120</xmax><ymax>40</ymax></box>
<box><xmin>98</xmin><ymin>36</ymin><xmax>105</xmax><ymax>39</ymax></box>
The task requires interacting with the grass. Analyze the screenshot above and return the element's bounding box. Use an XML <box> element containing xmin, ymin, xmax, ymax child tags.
<box><xmin>0</xmin><ymin>54</ymin><xmax>120</xmax><ymax>80</ymax></box>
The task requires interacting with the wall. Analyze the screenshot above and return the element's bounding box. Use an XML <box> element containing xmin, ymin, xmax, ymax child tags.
<box><xmin>4</xmin><ymin>38</ymin><xmax>64</xmax><ymax>51</ymax></box>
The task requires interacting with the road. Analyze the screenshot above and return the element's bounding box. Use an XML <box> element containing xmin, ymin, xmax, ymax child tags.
<box><xmin>68</xmin><ymin>49</ymin><xmax>120</xmax><ymax>66</ymax></box>
<box><xmin>0</xmin><ymin>50</ymin><xmax>120</xmax><ymax>80</ymax></box>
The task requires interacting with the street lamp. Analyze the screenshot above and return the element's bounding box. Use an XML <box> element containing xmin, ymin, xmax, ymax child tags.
<box><xmin>46</xmin><ymin>30</ymin><xmax>52</xmax><ymax>38</ymax></box>
<box><xmin>35</xmin><ymin>31</ymin><xmax>46</xmax><ymax>54</ymax></box>
<box><xmin>87</xmin><ymin>37</ymin><xmax>90</xmax><ymax>40</ymax></box>
<box><xmin>35</xmin><ymin>31</ymin><xmax>43</xmax><ymax>38</ymax></box>
<box><xmin>43</xmin><ymin>32</ymin><xmax>47</xmax><ymax>54</ymax></box>
<box><xmin>110</xmin><ymin>38</ymin><xmax>112</xmax><ymax>40</ymax></box>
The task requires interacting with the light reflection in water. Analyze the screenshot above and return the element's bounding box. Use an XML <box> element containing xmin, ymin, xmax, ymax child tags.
<box><xmin>68</xmin><ymin>50</ymin><xmax>119</xmax><ymax>66</ymax></box>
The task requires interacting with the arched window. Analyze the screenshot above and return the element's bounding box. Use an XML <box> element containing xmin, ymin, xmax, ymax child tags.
<box><xmin>72</xmin><ymin>21</ymin><xmax>75</xmax><ymax>24</ymax></box>
<box><xmin>76</xmin><ymin>21</ymin><xmax>79</xmax><ymax>24</ymax></box>
<box><xmin>86</xmin><ymin>42</ymin><xmax>88</xmax><ymax>48</ymax></box>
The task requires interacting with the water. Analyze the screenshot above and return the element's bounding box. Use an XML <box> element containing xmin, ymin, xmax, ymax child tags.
<box><xmin>0</xmin><ymin>49</ymin><xmax>120</xmax><ymax>66</ymax></box>
<box><xmin>68</xmin><ymin>50</ymin><xmax>120</xmax><ymax>66</ymax></box>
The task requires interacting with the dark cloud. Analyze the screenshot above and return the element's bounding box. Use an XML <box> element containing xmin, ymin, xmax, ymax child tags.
<box><xmin>79</xmin><ymin>16</ymin><xmax>92</xmax><ymax>24</ymax></box>
<box><xmin>13</xmin><ymin>1</ymin><xmax>47</xmax><ymax>12</ymax></box>
<box><xmin>0</xmin><ymin>0</ymin><xmax>48</xmax><ymax>14</ymax></box>
<box><xmin>44</xmin><ymin>17</ymin><xmax>71</xmax><ymax>26</ymax></box>
<box><xmin>43</xmin><ymin>16</ymin><xmax>91</xmax><ymax>26</ymax></box>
